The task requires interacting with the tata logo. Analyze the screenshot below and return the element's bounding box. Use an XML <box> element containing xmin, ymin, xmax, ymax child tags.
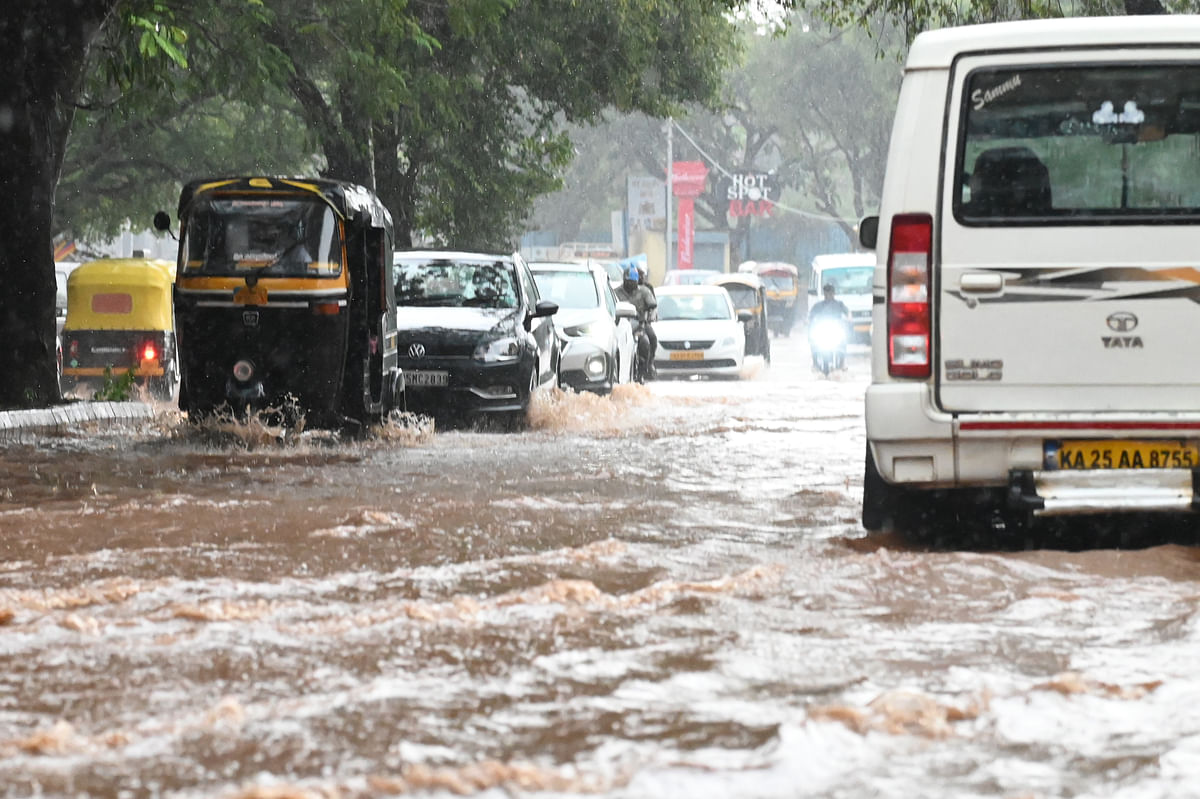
<box><xmin>1106</xmin><ymin>311</ymin><xmax>1138</xmax><ymax>333</ymax></box>
<box><xmin>407</xmin><ymin>343</ymin><xmax>426</xmax><ymax>359</ymax></box>
<box><xmin>1102</xmin><ymin>336</ymin><xmax>1143</xmax><ymax>349</ymax></box>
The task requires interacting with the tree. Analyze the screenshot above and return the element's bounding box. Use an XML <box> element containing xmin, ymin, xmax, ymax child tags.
<box><xmin>0</xmin><ymin>1</ymin><xmax>123</xmax><ymax>408</ymax></box>
<box><xmin>526</xmin><ymin>15</ymin><xmax>899</xmax><ymax>258</ymax></box>
<box><xmin>1</xmin><ymin>0</ymin><xmax>777</xmax><ymax>409</ymax></box>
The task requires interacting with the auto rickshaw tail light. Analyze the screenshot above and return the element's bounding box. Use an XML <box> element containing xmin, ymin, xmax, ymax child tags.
<box><xmin>886</xmin><ymin>213</ymin><xmax>932</xmax><ymax>379</ymax></box>
<box><xmin>141</xmin><ymin>342</ymin><xmax>158</xmax><ymax>362</ymax></box>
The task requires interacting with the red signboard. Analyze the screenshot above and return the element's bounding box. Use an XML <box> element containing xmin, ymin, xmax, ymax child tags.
<box><xmin>671</xmin><ymin>162</ymin><xmax>707</xmax><ymax>270</ymax></box>
<box><xmin>672</xmin><ymin>161</ymin><xmax>708</xmax><ymax>198</ymax></box>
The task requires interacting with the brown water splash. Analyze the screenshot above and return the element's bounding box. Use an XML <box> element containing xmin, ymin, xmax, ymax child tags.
<box><xmin>367</xmin><ymin>758</ymin><xmax>613</xmax><ymax>795</ymax></box>
<box><xmin>1035</xmin><ymin>672</ymin><xmax>1162</xmax><ymax>699</ymax></box>
<box><xmin>281</xmin><ymin>564</ymin><xmax>778</xmax><ymax>637</ymax></box>
<box><xmin>0</xmin><ymin>577</ymin><xmax>155</xmax><ymax>612</ymax></box>
<box><xmin>370</xmin><ymin>412</ymin><xmax>436</xmax><ymax>446</ymax></box>
<box><xmin>169</xmin><ymin>598</ymin><xmax>280</xmax><ymax>622</ymax></box>
<box><xmin>809</xmin><ymin>689</ymin><xmax>990</xmax><ymax>739</ymax></box>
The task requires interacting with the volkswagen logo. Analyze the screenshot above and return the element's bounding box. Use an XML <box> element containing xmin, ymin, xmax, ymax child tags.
<box><xmin>408</xmin><ymin>342</ymin><xmax>426</xmax><ymax>359</ymax></box>
<box><xmin>1106</xmin><ymin>311</ymin><xmax>1138</xmax><ymax>333</ymax></box>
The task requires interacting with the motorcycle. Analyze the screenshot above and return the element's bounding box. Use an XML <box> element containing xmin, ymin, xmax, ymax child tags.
<box><xmin>629</xmin><ymin>317</ymin><xmax>655</xmax><ymax>383</ymax></box>
<box><xmin>809</xmin><ymin>316</ymin><xmax>848</xmax><ymax>376</ymax></box>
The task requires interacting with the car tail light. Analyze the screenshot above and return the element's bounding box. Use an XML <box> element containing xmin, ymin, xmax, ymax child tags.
<box><xmin>69</xmin><ymin>339</ymin><xmax>79</xmax><ymax>357</ymax></box>
<box><xmin>887</xmin><ymin>213</ymin><xmax>932</xmax><ymax>379</ymax></box>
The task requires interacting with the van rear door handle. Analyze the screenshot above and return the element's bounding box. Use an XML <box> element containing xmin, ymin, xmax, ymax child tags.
<box><xmin>959</xmin><ymin>272</ymin><xmax>1004</xmax><ymax>292</ymax></box>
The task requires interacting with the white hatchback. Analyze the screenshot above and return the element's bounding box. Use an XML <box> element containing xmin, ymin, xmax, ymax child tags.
<box><xmin>652</xmin><ymin>285</ymin><xmax>747</xmax><ymax>379</ymax></box>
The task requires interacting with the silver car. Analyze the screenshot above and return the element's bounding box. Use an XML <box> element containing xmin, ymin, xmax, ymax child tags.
<box><xmin>529</xmin><ymin>261</ymin><xmax>636</xmax><ymax>395</ymax></box>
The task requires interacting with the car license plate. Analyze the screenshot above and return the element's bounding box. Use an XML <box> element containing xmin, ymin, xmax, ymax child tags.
<box><xmin>669</xmin><ymin>351</ymin><xmax>704</xmax><ymax>361</ymax></box>
<box><xmin>405</xmin><ymin>370</ymin><xmax>449</xmax><ymax>387</ymax></box>
<box><xmin>1045</xmin><ymin>439</ymin><xmax>1200</xmax><ymax>470</ymax></box>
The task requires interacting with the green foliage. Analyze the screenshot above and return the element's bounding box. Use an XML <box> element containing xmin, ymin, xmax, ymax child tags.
<box><xmin>92</xmin><ymin>367</ymin><xmax>138</xmax><ymax>402</ymax></box>
<box><xmin>58</xmin><ymin>0</ymin><xmax>785</xmax><ymax>250</ymax></box>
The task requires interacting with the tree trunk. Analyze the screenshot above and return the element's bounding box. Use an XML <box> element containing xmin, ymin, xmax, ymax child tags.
<box><xmin>0</xmin><ymin>3</ymin><xmax>116</xmax><ymax>408</ymax></box>
<box><xmin>373</xmin><ymin>117</ymin><xmax>419</xmax><ymax>249</ymax></box>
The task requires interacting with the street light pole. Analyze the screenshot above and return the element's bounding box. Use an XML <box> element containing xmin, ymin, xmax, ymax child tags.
<box><xmin>665</xmin><ymin>118</ymin><xmax>673</xmax><ymax>273</ymax></box>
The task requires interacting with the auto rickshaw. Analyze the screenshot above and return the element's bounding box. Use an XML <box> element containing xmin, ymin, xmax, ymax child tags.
<box><xmin>60</xmin><ymin>257</ymin><xmax>179</xmax><ymax>400</ymax></box>
<box><xmin>706</xmin><ymin>273</ymin><xmax>771</xmax><ymax>364</ymax></box>
<box><xmin>155</xmin><ymin>176</ymin><xmax>403</xmax><ymax>431</ymax></box>
<box><xmin>740</xmin><ymin>261</ymin><xmax>801</xmax><ymax>336</ymax></box>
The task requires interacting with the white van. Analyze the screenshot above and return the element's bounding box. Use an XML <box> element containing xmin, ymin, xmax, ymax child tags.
<box><xmin>861</xmin><ymin>17</ymin><xmax>1200</xmax><ymax>534</ymax></box>
<box><xmin>809</xmin><ymin>252</ymin><xmax>874</xmax><ymax>343</ymax></box>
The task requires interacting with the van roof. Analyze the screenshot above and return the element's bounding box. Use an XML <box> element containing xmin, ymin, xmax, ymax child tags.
<box><xmin>811</xmin><ymin>252</ymin><xmax>875</xmax><ymax>269</ymax></box>
<box><xmin>907</xmin><ymin>16</ymin><xmax>1200</xmax><ymax>70</ymax></box>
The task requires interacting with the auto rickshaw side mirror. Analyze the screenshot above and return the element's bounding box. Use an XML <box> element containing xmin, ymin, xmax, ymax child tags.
<box><xmin>737</xmin><ymin>309</ymin><xmax>753</xmax><ymax>323</ymax></box>
<box><xmin>153</xmin><ymin>211</ymin><xmax>172</xmax><ymax>232</ymax></box>
<box><xmin>858</xmin><ymin>215</ymin><xmax>879</xmax><ymax>250</ymax></box>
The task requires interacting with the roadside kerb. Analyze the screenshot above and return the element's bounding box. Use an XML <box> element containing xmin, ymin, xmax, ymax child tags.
<box><xmin>0</xmin><ymin>402</ymin><xmax>158</xmax><ymax>441</ymax></box>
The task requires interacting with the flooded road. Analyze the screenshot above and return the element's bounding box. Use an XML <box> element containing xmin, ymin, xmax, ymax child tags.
<box><xmin>4</xmin><ymin>334</ymin><xmax>1200</xmax><ymax>798</ymax></box>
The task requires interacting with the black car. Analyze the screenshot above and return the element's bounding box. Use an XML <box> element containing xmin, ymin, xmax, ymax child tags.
<box><xmin>393</xmin><ymin>250</ymin><xmax>559</xmax><ymax>424</ymax></box>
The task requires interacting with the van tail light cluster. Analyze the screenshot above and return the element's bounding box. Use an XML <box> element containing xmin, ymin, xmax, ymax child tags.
<box><xmin>887</xmin><ymin>213</ymin><xmax>932</xmax><ymax>379</ymax></box>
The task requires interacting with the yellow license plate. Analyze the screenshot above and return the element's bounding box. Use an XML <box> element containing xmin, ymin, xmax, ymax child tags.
<box><xmin>669</xmin><ymin>351</ymin><xmax>704</xmax><ymax>361</ymax></box>
<box><xmin>1046</xmin><ymin>439</ymin><xmax>1200</xmax><ymax>470</ymax></box>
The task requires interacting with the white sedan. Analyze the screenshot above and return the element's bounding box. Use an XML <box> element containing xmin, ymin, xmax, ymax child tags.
<box><xmin>652</xmin><ymin>284</ymin><xmax>748</xmax><ymax>379</ymax></box>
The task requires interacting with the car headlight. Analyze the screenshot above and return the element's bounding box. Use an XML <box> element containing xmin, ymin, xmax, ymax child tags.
<box><xmin>473</xmin><ymin>336</ymin><xmax>521</xmax><ymax>363</ymax></box>
<box><xmin>563</xmin><ymin>321</ymin><xmax>605</xmax><ymax>339</ymax></box>
<box><xmin>720</xmin><ymin>336</ymin><xmax>737</xmax><ymax>348</ymax></box>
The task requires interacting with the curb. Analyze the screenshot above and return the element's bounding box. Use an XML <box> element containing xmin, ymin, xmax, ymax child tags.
<box><xmin>0</xmin><ymin>402</ymin><xmax>158</xmax><ymax>441</ymax></box>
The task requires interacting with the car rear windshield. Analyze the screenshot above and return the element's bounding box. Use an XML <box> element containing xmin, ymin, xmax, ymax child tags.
<box><xmin>183</xmin><ymin>197</ymin><xmax>343</xmax><ymax>277</ymax></box>
<box><xmin>955</xmin><ymin>63</ymin><xmax>1200</xmax><ymax>224</ymax></box>
<box><xmin>395</xmin><ymin>258</ymin><xmax>517</xmax><ymax>308</ymax></box>
<box><xmin>657</xmin><ymin>293</ymin><xmax>732</xmax><ymax>321</ymax></box>
<box><xmin>531</xmin><ymin>270</ymin><xmax>599</xmax><ymax>309</ymax></box>
<box><xmin>817</xmin><ymin>267</ymin><xmax>872</xmax><ymax>295</ymax></box>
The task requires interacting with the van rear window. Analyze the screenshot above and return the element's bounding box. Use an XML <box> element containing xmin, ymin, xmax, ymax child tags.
<box><xmin>955</xmin><ymin>64</ymin><xmax>1200</xmax><ymax>224</ymax></box>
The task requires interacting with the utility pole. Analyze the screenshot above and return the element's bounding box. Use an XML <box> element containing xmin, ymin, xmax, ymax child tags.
<box><xmin>665</xmin><ymin>118</ymin><xmax>674</xmax><ymax>273</ymax></box>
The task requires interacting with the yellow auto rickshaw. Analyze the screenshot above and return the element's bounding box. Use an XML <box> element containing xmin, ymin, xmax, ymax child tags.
<box><xmin>706</xmin><ymin>273</ymin><xmax>771</xmax><ymax>364</ymax></box>
<box><xmin>156</xmin><ymin>175</ymin><xmax>403</xmax><ymax>431</ymax></box>
<box><xmin>61</xmin><ymin>257</ymin><xmax>179</xmax><ymax>399</ymax></box>
<box><xmin>741</xmin><ymin>261</ymin><xmax>801</xmax><ymax>336</ymax></box>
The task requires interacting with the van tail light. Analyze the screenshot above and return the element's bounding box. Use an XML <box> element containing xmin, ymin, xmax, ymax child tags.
<box><xmin>887</xmin><ymin>213</ymin><xmax>932</xmax><ymax>379</ymax></box>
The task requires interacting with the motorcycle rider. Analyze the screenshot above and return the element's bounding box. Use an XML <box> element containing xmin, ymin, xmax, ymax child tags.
<box><xmin>618</xmin><ymin>263</ymin><xmax>658</xmax><ymax>380</ymax></box>
<box><xmin>807</xmin><ymin>282</ymin><xmax>850</xmax><ymax>370</ymax></box>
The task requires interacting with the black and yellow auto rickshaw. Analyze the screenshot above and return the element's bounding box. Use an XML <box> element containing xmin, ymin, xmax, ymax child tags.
<box><xmin>742</xmin><ymin>261</ymin><xmax>801</xmax><ymax>336</ymax></box>
<box><xmin>60</xmin><ymin>257</ymin><xmax>179</xmax><ymax>399</ymax></box>
<box><xmin>706</xmin><ymin>273</ymin><xmax>771</xmax><ymax>363</ymax></box>
<box><xmin>154</xmin><ymin>176</ymin><xmax>403</xmax><ymax>430</ymax></box>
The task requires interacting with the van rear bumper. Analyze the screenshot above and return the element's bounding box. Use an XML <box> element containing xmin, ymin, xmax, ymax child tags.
<box><xmin>867</xmin><ymin>382</ymin><xmax>1200</xmax><ymax>513</ymax></box>
<box><xmin>1009</xmin><ymin>468</ymin><xmax>1200</xmax><ymax>516</ymax></box>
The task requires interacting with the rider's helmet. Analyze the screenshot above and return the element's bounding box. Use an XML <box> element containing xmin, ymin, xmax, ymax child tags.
<box><xmin>623</xmin><ymin>264</ymin><xmax>640</xmax><ymax>292</ymax></box>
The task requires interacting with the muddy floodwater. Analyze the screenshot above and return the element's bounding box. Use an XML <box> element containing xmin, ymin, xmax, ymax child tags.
<box><xmin>4</xmin><ymin>335</ymin><xmax>1200</xmax><ymax>799</ymax></box>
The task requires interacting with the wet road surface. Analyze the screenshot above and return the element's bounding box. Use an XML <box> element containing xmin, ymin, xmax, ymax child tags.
<box><xmin>4</xmin><ymin>334</ymin><xmax>1200</xmax><ymax>798</ymax></box>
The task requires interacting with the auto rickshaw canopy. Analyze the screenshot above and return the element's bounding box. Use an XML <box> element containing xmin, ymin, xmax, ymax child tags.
<box><xmin>64</xmin><ymin>258</ymin><xmax>176</xmax><ymax>332</ymax></box>
<box><xmin>706</xmin><ymin>273</ymin><xmax>767</xmax><ymax>310</ymax></box>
